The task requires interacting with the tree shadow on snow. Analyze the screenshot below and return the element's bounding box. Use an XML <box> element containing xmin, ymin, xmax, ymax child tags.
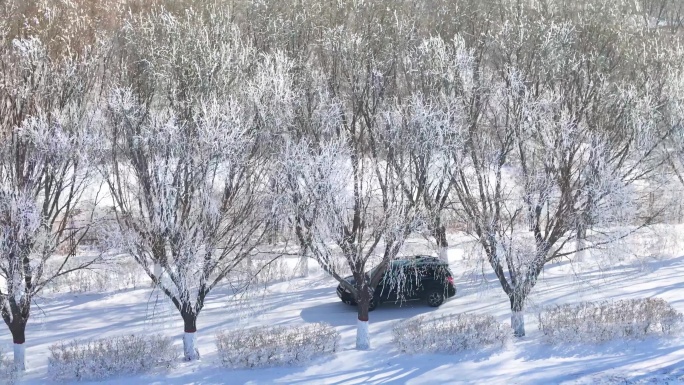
<box><xmin>625</xmin><ymin>359</ymin><xmax>684</xmax><ymax>383</ymax></box>
<box><xmin>280</xmin><ymin>363</ymin><xmax>436</xmax><ymax>385</ymax></box>
<box><xmin>274</xmin><ymin>346</ymin><xmax>506</xmax><ymax>385</ymax></box>
<box><xmin>299</xmin><ymin>299</ymin><xmax>440</xmax><ymax>327</ymax></box>
<box><xmin>516</xmin><ymin>335</ymin><xmax>680</xmax><ymax>361</ymax></box>
<box><xmin>154</xmin><ymin>358</ymin><xmax>441</xmax><ymax>385</ymax></box>
<box><xmin>510</xmin><ymin>337</ymin><xmax>684</xmax><ymax>384</ymax></box>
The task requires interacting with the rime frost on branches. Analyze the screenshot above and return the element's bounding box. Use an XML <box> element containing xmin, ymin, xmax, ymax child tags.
<box><xmin>103</xmin><ymin>8</ymin><xmax>272</xmax><ymax>361</ymax></box>
<box><xmin>440</xmin><ymin>1</ymin><xmax>682</xmax><ymax>337</ymax></box>
<box><xmin>0</xmin><ymin>33</ymin><xmax>104</xmax><ymax>371</ymax></box>
<box><xmin>275</xmin><ymin>26</ymin><xmax>426</xmax><ymax>350</ymax></box>
<box><xmin>386</xmin><ymin>36</ymin><xmax>472</xmax><ymax>260</ymax></box>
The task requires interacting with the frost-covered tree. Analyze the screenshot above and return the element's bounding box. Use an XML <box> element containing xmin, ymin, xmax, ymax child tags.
<box><xmin>278</xmin><ymin>135</ymin><xmax>421</xmax><ymax>350</ymax></box>
<box><xmin>0</xmin><ymin>35</ymin><xmax>104</xmax><ymax>370</ymax></box>
<box><xmin>247</xmin><ymin>51</ymin><xmax>305</xmax><ymax>270</ymax></box>
<box><xmin>276</xmin><ymin>28</ymin><xmax>423</xmax><ymax>350</ymax></box>
<box><xmin>446</xmin><ymin>0</ymin><xmax>680</xmax><ymax>337</ymax></box>
<box><xmin>385</xmin><ymin>37</ymin><xmax>473</xmax><ymax>261</ymax></box>
<box><xmin>663</xmin><ymin>37</ymin><xmax>684</xmax><ymax>190</ymax></box>
<box><xmin>639</xmin><ymin>0</ymin><xmax>684</xmax><ymax>31</ymax></box>
<box><xmin>103</xmin><ymin>8</ymin><xmax>271</xmax><ymax>360</ymax></box>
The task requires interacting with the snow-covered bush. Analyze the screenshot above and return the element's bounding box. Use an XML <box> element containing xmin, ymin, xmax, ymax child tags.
<box><xmin>215</xmin><ymin>323</ymin><xmax>339</xmax><ymax>368</ymax></box>
<box><xmin>43</xmin><ymin>258</ymin><xmax>147</xmax><ymax>294</ymax></box>
<box><xmin>238</xmin><ymin>257</ymin><xmax>295</xmax><ymax>285</ymax></box>
<box><xmin>393</xmin><ymin>313</ymin><xmax>510</xmax><ymax>354</ymax></box>
<box><xmin>537</xmin><ymin>298</ymin><xmax>684</xmax><ymax>344</ymax></box>
<box><xmin>0</xmin><ymin>346</ymin><xmax>17</xmax><ymax>384</ymax></box>
<box><xmin>47</xmin><ymin>334</ymin><xmax>176</xmax><ymax>381</ymax></box>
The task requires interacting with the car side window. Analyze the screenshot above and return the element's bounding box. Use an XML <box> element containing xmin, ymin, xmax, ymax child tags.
<box><xmin>386</xmin><ymin>265</ymin><xmax>407</xmax><ymax>293</ymax></box>
<box><xmin>381</xmin><ymin>263</ymin><xmax>401</xmax><ymax>288</ymax></box>
<box><xmin>434</xmin><ymin>265</ymin><xmax>449</xmax><ymax>279</ymax></box>
<box><xmin>406</xmin><ymin>265</ymin><xmax>422</xmax><ymax>291</ymax></box>
<box><xmin>423</xmin><ymin>266</ymin><xmax>438</xmax><ymax>279</ymax></box>
<box><xmin>381</xmin><ymin>267</ymin><xmax>394</xmax><ymax>286</ymax></box>
<box><xmin>418</xmin><ymin>265</ymin><xmax>431</xmax><ymax>284</ymax></box>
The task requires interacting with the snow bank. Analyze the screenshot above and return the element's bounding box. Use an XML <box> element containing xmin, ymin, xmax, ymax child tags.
<box><xmin>393</xmin><ymin>313</ymin><xmax>510</xmax><ymax>354</ymax></box>
<box><xmin>215</xmin><ymin>323</ymin><xmax>339</xmax><ymax>368</ymax></box>
<box><xmin>47</xmin><ymin>334</ymin><xmax>176</xmax><ymax>381</ymax></box>
<box><xmin>537</xmin><ymin>298</ymin><xmax>684</xmax><ymax>344</ymax></box>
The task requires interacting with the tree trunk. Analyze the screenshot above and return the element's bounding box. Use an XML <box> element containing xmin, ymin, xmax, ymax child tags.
<box><xmin>509</xmin><ymin>294</ymin><xmax>525</xmax><ymax>337</ymax></box>
<box><xmin>8</xmin><ymin>318</ymin><xmax>27</xmax><ymax>371</ymax></box>
<box><xmin>152</xmin><ymin>263</ymin><xmax>162</xmax><ymax>288</ymax></box>
<box><xmin>575</xmin><ymin>223</ymin><xmax>589</xmax><ymax>262</ymax></box>
<box><xmin>575</xmin><ymin>237</ymin><xmax>589</xmax><ymax>262</ymax></box>
<box><xmin>355</xmin><ymin>285</ymin><xmax>371</xmax><ymax>350</ymax></box>
<box><xmin>297</xmin><ymin>255</ymin><xmax>308</xmax><ymax>278</ymax></box>
<box><xmin>181</xmin><ymin>312</ymin><xmax>200</xmax><ymax>361</ymax></box>
<box><xmin>356</xmin><ymin>301</ymin><xmax>370</xmax><ymax>350</ymax></box>
<box><xmin>433</xmin><ymin>225</ymin><xmax>449</xmax><ymax>263</ymax></box>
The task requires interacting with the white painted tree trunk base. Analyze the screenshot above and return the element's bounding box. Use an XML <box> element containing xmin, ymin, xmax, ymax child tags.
<box><xmin>511</xmin><ymin>311</ymin><xmax>525</xmax><ymax>337</ymax></box>
<box><xmin>183</xmin><ymin>332</ymin><xmax>200</xmax><ymax>361</ymax></box>
<box><xmin>152</xmin><ymin>263</ymin><xmax>162</xmax><ymax>287</ymax></box>
<box><xmin>575</xmin><ymin>239</ymin><xmax>589</xmax><ymax>262</ymax></box>
<box><xmin>356</xmin><ymin>320</ymin><xmax>370</xmax><ymax>350</ymax></box>
<box><xmin>438</xmin><ymin>246</ymin><xmax>449</xmax><ymax>263</ymax></box>
<box><xmin>297</xmin><ymin>256</ymin><xmax>309</xmax><ymax>278</ymax></box>
<box><xmin>14</xmin><ymin>343</ymin><xmax>25</xmax><ymax>371</ymax></box>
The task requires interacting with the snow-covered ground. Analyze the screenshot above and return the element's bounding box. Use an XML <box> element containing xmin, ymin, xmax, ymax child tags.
<box><xmin>5</xmin><ymin>227</ymin><xmax>684</xmax><ymax>385</ymax></box>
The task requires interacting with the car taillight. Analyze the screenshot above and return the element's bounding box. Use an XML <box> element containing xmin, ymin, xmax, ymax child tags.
<box><xmin>446</xmin><ymin>276</ymin><xmax>454</xmax><ymax>285</ymax></box>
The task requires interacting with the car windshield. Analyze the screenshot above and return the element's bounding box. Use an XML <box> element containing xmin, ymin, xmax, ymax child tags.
<box><xmin>370</xmin><ymin>257</ymin><xmax>451</xmax><ymax>278</ymax></box>
<box><xmin>369</xmin><ymin>260</ymin><xmax>409</xmax><ymax>276</ymax></box>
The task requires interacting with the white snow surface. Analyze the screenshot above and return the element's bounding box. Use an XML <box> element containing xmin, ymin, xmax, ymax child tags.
<box><xmin>5</xmin><ymin>228</ymin><xmax>684</xmax><ymax>385</ymax></box>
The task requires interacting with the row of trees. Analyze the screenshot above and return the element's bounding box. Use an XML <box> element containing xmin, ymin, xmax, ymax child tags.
<box><xmin>1</xmin><ymin>0</ymin><xmax>683</xmax><ymax>370</ymax></box>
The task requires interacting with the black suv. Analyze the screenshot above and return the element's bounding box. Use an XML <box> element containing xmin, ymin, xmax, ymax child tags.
<box><xmin>336</xmin><ymin>255</ymin><xmax>456</xmax><ymax>310</ymax></box>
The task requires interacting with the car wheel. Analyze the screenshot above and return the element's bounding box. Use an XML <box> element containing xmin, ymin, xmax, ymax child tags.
<box><xmin>343</xmin><ymin>299</ymin><xmax>357</xmax><ymax>305</ymax></box>
<box><xmin>368</xmin><ymin>297</ymin><xmax>378</xmax><ymax>311</ymax></box>
<box><xmin>426</xmin><ymin>290</ymin><xmax>445</xmax><ymax>307</ymax></box>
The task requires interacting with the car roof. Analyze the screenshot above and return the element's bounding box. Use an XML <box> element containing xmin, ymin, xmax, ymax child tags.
<box><xmin>390</xmin><ymin>255</ymin><xmax>447</xmax><ymax>268</ymax></box>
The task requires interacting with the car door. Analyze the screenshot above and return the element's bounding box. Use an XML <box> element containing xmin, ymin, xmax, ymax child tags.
<box><xmin>409</xmin><ymin>264</ymin><xmax>429</xmax><ymax>300</ymax></box>
<box><xmin>376</xmin><ymin>264</ymin><xmax>400</xmax><ymax>302</ymax></box>
<box><xmin>401</xmin><ymin>264</ymin><xmax>423</xmax><ymax>300</ymax></box>
<box><xmin>420</xmin><ymin>264</ymin><xmax>448</xmax><ymax>296</ymax></box>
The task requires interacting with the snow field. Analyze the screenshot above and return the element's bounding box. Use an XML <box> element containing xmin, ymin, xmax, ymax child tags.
<box><xmin>2</xmin><ymin>226</ymin><xmax>684</xmax><ymax>384</ymax></box>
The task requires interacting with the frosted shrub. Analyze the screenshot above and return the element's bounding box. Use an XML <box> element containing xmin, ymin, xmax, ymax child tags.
<box><xmin>0</xmin><ymin>346</ymin><xmax>17</xmax><ymax>384</ymax></box>
<box><xmin>537</xmin><ymin>298</ymin><xmax>684</xmax><ymax>344</ymax></box>
<box><xmin>393</xmin><ymin>313</ymin><xmax>510</xmax><ymax>354</ymax></box>
<box><xmin>43</xmin><ymin>257</ymin><xmax>147</xmax><ymax>294</ymax></box>
<box><xmin>238</xmin><ymin>257</ymin><xmax>295</xmax><ymax>285</ymax></box>
<box><xmin>256</xmin><ymin>258</ymin><xmax>297</xmax><ymax>284</ymax></box>
<box><xmin>215</xmin><ymin>323</ymin><xmax>339</xmax><ymax>368</ymax></box>
<box><xmin>48</xmin><ymin>334</ymin><xmax>176</xmax><ymax>381</ymax></box>
<box><xmin>45</xmin><ymin>265</ymin><xmax>147</xmax><ymax>293</ymax></box>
